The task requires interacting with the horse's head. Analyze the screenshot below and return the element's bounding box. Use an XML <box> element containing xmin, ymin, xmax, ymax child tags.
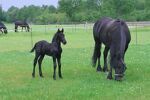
<box><xmin>27</xmin><ymin>25</ymin><xmax>30</xmax><ymax>32</ymax></box>
<box><xmin>111</xmin><ymin>53</ymin><xmax>126</xmax><ymax>81</ymax></box>
<box><xmin>56</xmin><ymin>28</ymin><xmax>67</xmax><ymax>45</ymax></box>
<box><xmin>4</xmin><ymin>28</ymin><xmax>8</xmax><ymax>34</ymax></box>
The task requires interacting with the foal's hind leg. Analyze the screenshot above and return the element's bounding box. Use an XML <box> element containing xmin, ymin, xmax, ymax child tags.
<box><xmin>38</xmin><ymin>55</ymin><xmax>45</xmax><ymax>77</ymax></box>
<box><xmin>57</xmin><ymin>56</ymin><xmax>63</xmax><ymax>78</ymax></box>
<box><xmin>103</xmin><ymin>46</ymin><xmax>109</xmax><ymax>72</ymax></box>
<box><xmin>32</xmin><ymin>54</ymin><xmax>40</xmax><ymax>77</ymax></box>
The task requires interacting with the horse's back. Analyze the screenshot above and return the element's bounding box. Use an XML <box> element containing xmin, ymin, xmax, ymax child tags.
<box><xmin>15</xmin><ymin>21</ymin><xmax>28</xmax><ymax>26</ymax></box>
<box><xmin>0</xmin><ymin>22</ymin><xmax>6</xmax><ymax>28</ymax></box>
<box><xmin>93</xmin><ymin>17</ymin><xmax>113</xmax><ymax>39</ymax></box>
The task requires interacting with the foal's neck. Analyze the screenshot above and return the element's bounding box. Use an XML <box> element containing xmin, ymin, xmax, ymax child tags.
<box><xmin>52</xmin><ymin>34</ymin><xmax>61</xmax><ymax>48</ymax></box>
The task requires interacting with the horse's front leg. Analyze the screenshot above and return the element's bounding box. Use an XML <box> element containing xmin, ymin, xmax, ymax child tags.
<box><xmin>21</xmin><ymin>27</ymin><xmax>23</xmax><ymax>32</ymax></box>
<box><xmin>53</xmin><ymin>57</ymin><xmax>57</xmax><ymax>80</ymax></box>
<box><xmin>107</xmin><ymin>66</ymin><xmax>113</xmax><ymax>80</ymax></box>
<box><xmin>57</xmin><ymin>55</ymin><xmax>63</xmax><ymax>78</ymax></box>
<box><xmin>0</xmin><ymin>29</ymin><xmax>3</xmax><ymax>34</ymax></box>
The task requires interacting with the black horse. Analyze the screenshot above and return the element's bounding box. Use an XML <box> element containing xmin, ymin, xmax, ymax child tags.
<box><xmin>0</xmin><ymin>22</ymin><xmax>7</xmax><ymax>34</ymax></box>
<box><xmin>92</xmin><ymin>17</ymin><xmax>131</xmax><ymax>81</ymax></box>
<box><xmin>14</xmin><ymin>21</ymin><xmax>30</xmax><ymax>32</ymax></box>
<box><xmin>30</xmin><ymin>28</ymin><xmax>67</xmax><ymax>80</ymax></box>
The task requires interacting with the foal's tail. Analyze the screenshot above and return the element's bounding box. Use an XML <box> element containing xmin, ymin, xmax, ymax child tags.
<box><xmin>30</xmin><ymin>44</ymin><xmax>36</xmax><ymax>53</ymax></box>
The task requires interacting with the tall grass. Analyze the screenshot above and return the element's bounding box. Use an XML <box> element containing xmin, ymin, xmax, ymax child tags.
<box><xmin>0</xmin><ymin>25</ymin><xmax>150</xmax><ymax>100</ymax></box>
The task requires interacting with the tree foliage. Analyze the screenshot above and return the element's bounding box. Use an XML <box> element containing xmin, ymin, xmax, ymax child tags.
<box><xmin>0</xmin><ymin>0</ymin><xmax>150</xmax><ymax>24</ymax></box>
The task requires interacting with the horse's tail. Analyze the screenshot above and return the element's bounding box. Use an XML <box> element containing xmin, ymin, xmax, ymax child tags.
<box><xmin>92</xmin><ymin>42</ymin><xmax>100</xmax><ymax>67</ymax></box>
<box><xmin>30</xmin><ymin>44</ymin><xmax>36</xmax><ymax>53</ymax></box>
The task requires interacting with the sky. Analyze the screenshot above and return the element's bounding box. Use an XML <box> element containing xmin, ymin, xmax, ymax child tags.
<box><xmin>0</xmin><ymin>0</ymin><xmax>58</xmax><ymax>11</ymax></box>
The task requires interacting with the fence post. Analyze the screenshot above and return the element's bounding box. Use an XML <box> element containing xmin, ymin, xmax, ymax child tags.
<box><xmin>135</xmin><ymin>22</ymin><xmax>137</xmax><ymax>45</ymax></box>
<box><xmin>45</xmin><ymin>24</ymin><xmax>46</xmax><ymax>34</ymax></box>
<box><xmin>30</xmin><ymin>28</ymin><xmax>33</xmax><ymax>48</ymax></box>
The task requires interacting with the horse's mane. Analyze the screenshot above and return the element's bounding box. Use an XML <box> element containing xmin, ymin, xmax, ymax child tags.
<box><xmin>108</xmin><ymin>19</ymin><xmax>125</xmax><ymax>32</ymax></box>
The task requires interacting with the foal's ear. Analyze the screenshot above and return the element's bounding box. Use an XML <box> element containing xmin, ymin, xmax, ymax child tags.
<box><xmin>57</xmin><ymin>28</ymin><xmax>60</xmax><ymax>32</ymax></box>
<box><xmin>61</xmin><ymin>28</ymin><xmax>64</xmax><ymax>33</ymax></box>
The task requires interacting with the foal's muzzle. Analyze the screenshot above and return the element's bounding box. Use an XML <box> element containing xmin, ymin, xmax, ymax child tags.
<box><xmin>62</xmin><ymin>39</ymin><xmax>67</xmax><ymax>45</ymax></box>
<box><xmin>63</xmin><ymin>41</ymin><xmax>67</xmax><ymax>45</ymax></box>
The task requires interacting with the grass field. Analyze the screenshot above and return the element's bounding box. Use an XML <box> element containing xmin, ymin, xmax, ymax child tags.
<box><xmin>0</xmin><ymin>24</ymin><xmax>150</xmax><ymax>100</ymax></box>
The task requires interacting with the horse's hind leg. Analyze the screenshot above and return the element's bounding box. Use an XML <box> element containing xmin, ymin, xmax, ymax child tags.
<box><xmin>32</xmin><ymin>54</ymin><xmax>39</xmax><ymax>77</ymax></box>
<box><xmin>53</xmin><ymin>57</ymin><xmax>57</xmax><ymax>80</ymax></box>
<box><xmin>38</xmin><ymin>55</ymin><xmax>45</xmax><ymax>77</ymax></box>
<box><xmin>57</xmin><ymin>56</ymin><xmax>63</xmax><ymax>78</ymax></box>
<box><xmin>103</xmin><ymin>46</ymin><xmax>109</xmax><ymax>72</ymax></box>
<box><xmin>96</xmin><ymin>42</ymin><xmax>102</xmax><ymax>72</ymax></box>
<box><xmin>92</xmin><ymin>41</ymin><xmax>102</xmax><ymax>72</ymax></box>
<box><xmin>15</xmin><ymin>25</ymin><xmax>18</xmax><ymax>32</ymax></box>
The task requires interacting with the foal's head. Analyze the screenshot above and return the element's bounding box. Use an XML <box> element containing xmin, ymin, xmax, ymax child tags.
<box><xmin>53</xmin><ymin>28</ymin><xmax>67</xmax><ymax>45</ymax></box>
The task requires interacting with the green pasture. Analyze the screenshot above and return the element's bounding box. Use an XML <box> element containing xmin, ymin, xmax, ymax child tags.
<box><xmin>0</xmin><ymin>24</ymin><xmax>150</xmax><ymax>100</ymax></box>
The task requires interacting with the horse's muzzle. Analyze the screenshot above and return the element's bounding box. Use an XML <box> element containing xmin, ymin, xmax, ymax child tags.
<box><xmin>115</xmin><ymin>74</ymin><xmax>124</xmax><ymax>81</ymax></box>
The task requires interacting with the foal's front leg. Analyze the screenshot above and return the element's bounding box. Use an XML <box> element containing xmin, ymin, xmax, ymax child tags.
<box><xmin>57</xmin><ymin>56</ymin><xmax>63</xmax><ymax>78</ymax></box>
<box><xmin>53</xmin><ymin>57</ymin><xmax>57</xmax><ymax>80</ymax></box>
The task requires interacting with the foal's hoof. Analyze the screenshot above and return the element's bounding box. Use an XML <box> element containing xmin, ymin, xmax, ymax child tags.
<box><xmin>53</xmin><ymin>78</ymin><xmax>56</xmax><ymax>80</ymax></box>
<box><xmin>59</xmin><ymin>76</ymin><xmax>63</xmax><ymax>79</ymax></box>
<box><xmin>32</xmin><ymin>73</ymin><xmax>35</xmax><ymax>78</ymax></box>
<box><xmin>103</xmin><ymin>67</ymin><xmax>109</xmax><ymax>72</ymax></box>
<box><xmin>53</xmin><ymin>76</ymin><xmax>56</xmax><ymax>80</ymax></box>
<box><xmin>96</xmin><ymin>66</ymin><xmax>102</xmax><ymax>72</ymax></box>
<box><xmin>40</xmin><ymin>75</ymin><xmax>44</xmax><ymax>78</ymax></box>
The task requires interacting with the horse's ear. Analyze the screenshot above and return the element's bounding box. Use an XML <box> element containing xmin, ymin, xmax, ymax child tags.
<box><xmin>61</xmin><ymin>28</ymin><xmax>64</xmax><ymax>33</ymax></box>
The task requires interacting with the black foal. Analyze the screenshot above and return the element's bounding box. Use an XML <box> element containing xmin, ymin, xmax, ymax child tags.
<box><xmin>30</xmin><ymin>28</ymin><xmax>67</xmax><ymax>80</ymax></box>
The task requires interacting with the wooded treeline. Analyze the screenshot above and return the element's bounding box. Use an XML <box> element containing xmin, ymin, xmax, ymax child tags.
<box><xmin>0</xmin><ymin>0</ymin><xmax>150</xmax><ymax>24</ymax></box>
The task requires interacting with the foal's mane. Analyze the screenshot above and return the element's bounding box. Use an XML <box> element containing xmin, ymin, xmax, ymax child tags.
<box><xmin>52</xmin><ymin>32</ymin><xmax>59</xmax><ymax>43</ymax></box>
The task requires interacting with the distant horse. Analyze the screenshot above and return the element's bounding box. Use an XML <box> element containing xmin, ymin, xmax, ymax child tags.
<box><xmin>14</xmin><ymin>21</ymin><xmax>30</xmax><ymax>32</ymax></box>
<box><xmin>92</xmin><ymin>17</ymin><xmax>131</xmax><ymax>81</ymax></box>
<box><xmin>30</xmin><ymin>28</ymin><xmax>67</xmax><ymax>80</ymax></box>
<box><xmin>0</xmin><ymin>22</ymin><xmax>7</xmax><ymax>34</ymax></box>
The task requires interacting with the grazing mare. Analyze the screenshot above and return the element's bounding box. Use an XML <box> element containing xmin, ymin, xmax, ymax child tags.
<box><xmin>30</xmin><ymin>29</ymin><xmax>67</xmax><ymax>80</ymax></box>
<box><xmin>0</xmin><ymin>22</ymin><xmax>7</xmax><ymax>34</ymax></box>
<box><xmin>92</xmin><ymin>17</ymin><xmax>131</xmax><ymax>81</ymax></box>
<box><xmin>14</xmin><ymin>21</ymin><xmax>30</xmax><ymax>32</ymax></box>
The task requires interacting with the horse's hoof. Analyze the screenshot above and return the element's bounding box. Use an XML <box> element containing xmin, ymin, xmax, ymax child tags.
<box><xmin>96</xmin><ymin>66</ymin><xmax>102</xmax><ymax>72</ymax></box>
<box><xmin>107</xmin><ymin>76</ymin><xmax>113</xmax><ymax>80</ymax></box>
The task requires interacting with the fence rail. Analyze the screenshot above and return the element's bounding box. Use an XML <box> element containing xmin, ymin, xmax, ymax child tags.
<box><xmin>4</xmin><ymin>21</ymin><xmax>150</xmax><ymax>46</ymax></box>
